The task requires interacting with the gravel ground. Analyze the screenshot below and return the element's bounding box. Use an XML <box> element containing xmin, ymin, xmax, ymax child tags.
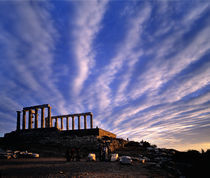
<box><xmin>0</xmin><ymin>157</ymin><xmax>172</xmax><ymax>178</ymax></box>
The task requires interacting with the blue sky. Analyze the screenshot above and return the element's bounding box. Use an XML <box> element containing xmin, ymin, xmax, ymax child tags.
<box><xmin>0</xmin><ymin>0</ymin><xmax>210</xmax><ymax>151</ymax></box>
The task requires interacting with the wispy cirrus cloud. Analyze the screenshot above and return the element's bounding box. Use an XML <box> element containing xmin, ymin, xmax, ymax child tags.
<box><xmin>0</xmin><ymin>1</ymin><xmax>209</xmax><ymax>151</ymax></box>
<box><xmin>85</xmin><ymin>3</ymin><xmax>151</xmax><ymax>113</ymax></box>
<box><xmin>71</xmin><ymin>0</ymin><xmax>108</xmax><ymax>96</ymax></box>
<box><xmin>129</xmin><ymin>14</ymin><xmax>210</xmax><ymax>102</ymax></box>
<box><xmin>86</xmin><ymin>1</ymin><xmax>210</xmax><ymax>150</ymax></box>
<box><xmin>0</xmin><ymin>1</ymin><xmax>68</xmax><ymax>120</ymax></box>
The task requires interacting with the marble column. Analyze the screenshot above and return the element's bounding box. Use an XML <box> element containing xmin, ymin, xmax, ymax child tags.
<box><xmin>35</xmin><ymin>108</ymin><xmax>38</xmax><ymax>129</ymax></box>
<box><xmin>55</xmin><ymin>117</ymin><xmax>58</xmax><ymax>129</ymax></box>
<box><xmin>61</xmin><ymin>117</ymin><xmax>63</xmax><ymax>130</ymax></box>
<box><xmin>45</xmin><ymin>117</ymin><xmax>48</xmax><ymax>128</ymax></box>
<box><xmin>66</xmin><ymin>117</ymin><xmax>69</xmax><ymax>130</ymax></box>
<box><xmin>90</xmin><ymin>113</ymin><xmax>93</xmax><ymax>129</ymax></box>
<box><xmin>48</xmin><ymin>106</ymin><xmax>51</xmax><ymax>128</ymax></box>
<box><xmin>22</xmin><ymin>110</ymin><xmax>26</xmax><ymax>130</ymax></box>
<box><xmin>78</xmin><ymin>115</ymin><xmax>80</xmax><ymax>130</ymax></box>
<box><xmin>41</xmin><ymin>108</ymin><xmax>45</xmax><ymax>128</ymax></box>
<box><xmin>16</xmin><ymin>111</ymin><xmax>21</xmax><ymax>130</ymax></box>
<box><xmin>72</xmin><ymin>116</ymin><xmax>75</xmax><ymax>130</ymax></box>
<box><xmin>28</xmin><ymin>109</ymin><xmax>32</xmax><ymax>129</ymax></box>
<box><xmin>84</xmin><ymin>114</ymin><xmax>87</xmax><ymax>129</ymax></box>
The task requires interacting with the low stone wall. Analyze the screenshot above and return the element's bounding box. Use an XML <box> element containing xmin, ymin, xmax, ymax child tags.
<box><xmin>97</xmin><ymin>128</ymin><xmax>116</xmax><ymax>138</ymax></box>
<box><xmin>61</xmin><ymin>128</ymin><xmax>116</xmax><ymax>138</ymax></box>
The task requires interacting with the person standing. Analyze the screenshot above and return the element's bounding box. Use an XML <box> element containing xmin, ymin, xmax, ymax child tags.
<box><xmin>98</xmin><ymin>144</ymin><xmax>103</xmax><ymax>161</ymax></box>
<box><xmin>76</xmin><ymin>147</ymin><xmax>80</xmax><ymax>161</ymax></box>
<box><xmin>65</xmin><ymin>149</ymin><xmax>70</xmax><ymax>162</ymax></box>
<box><xmin>71</xmin><ymin>148</ymin><xmax>75</xmax><ymax>161</ymax></box>
<box><xmin>104</xmin><ymin>146</ymin><xmax>108</xmax><ymax>161</ymax></box>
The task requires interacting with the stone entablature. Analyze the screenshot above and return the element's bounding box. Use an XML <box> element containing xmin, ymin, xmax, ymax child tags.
<box><xmin>16</xmin><ymin>104</ymin><xmax>94</xmax><ymax>131</ymax></box>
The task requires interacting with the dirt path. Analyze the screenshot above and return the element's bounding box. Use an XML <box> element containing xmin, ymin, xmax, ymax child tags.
<box><xmin>0</xmin><ymin>157</ymin><xmax>171</xmax><ymax>177</ymax></box>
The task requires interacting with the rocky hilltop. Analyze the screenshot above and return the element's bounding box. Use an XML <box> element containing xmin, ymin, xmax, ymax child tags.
<box><xmin>1</xmin><ymin>129</ymin><xmax>210</xmax><ymax>177</ymax></box>
<box><xmin>1</xmin><ymin>128</ymin><xmax>126</xmax><ymax>157</ymax></box>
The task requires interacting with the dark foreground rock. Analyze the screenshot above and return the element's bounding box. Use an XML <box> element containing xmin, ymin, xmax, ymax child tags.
<box><xmin>0</xmin><ymin>157</ymin><xmax>173</xmax><ymax>178</ymax></box>
<box><xmin>1</xmin><ymin>128</ymin><xmax>126</xmax><ymax>157</ymax></box>
<box><xmin>2</xmin><ymin>130</ymin><xmax>209</xmax><ymax>177</ymax></box>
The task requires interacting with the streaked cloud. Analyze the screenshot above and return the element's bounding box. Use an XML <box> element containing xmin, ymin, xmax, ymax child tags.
<box><xmin>0</xmin><ymin>1</ymin><xmax>209</xmax><ymax>151</ymax></box>
<box><xmin>71</xmin><ymin>0</ymin><xmax>108</xmax><ymax>96</ymax></box>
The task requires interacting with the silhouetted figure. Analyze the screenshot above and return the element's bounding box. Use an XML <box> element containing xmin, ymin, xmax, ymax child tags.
<box><xmin>98</xmin><ymin>144</ymin><xmax>103</xmax><ymax>161</ymax></box>
<box><xmin>76</xmin><ymin>148</ymin><xmax>80</xmax><ymax>161</ymax></box>
<box><xmin>65</xmin><ymin>149</ymin><xmax>70</xmax><ymax>162</ymax></box>
<box><xmin>105</xmin><ymin>146</ymin><xmax>109</xmax><ymax>161</ymax></box>
<box><xmin>102</xmin><ymin>145</ymin><xmax>108</xmax><ymax>161</ymax></box>
<box><xmin>108</xmin><ymin>146</ymin><xmax>111</xmax><ymax>161</ymax></box>
<box><xmin>70</xmin><ymin>148</ymin><xmax>75</xmax><ymax>161</ymax></box>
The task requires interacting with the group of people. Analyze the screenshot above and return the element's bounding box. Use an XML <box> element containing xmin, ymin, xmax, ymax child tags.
<box><xmin>65</xmin><ymin>143</ymin><xmax>111</xmax><ymax>162</ymax></box>
<box><xmin>65</xmin><ymin>147</ymin><xmax>80</xmax><ymax>162</ymax></box>
<box><xmin>99</xmin><ymin>143</ymin><xmax>111</xmax><ymax>161</ymax></box>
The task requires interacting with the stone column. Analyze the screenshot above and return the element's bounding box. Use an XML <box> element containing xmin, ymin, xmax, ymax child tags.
<box><xmin>66</xmin><ymin>117</ymin><xmax>69</xmax><ymax>130</ymax></box>
<box><xmin>16</xmin><ymin>111</ymin><xmax>21</xmax><ymax>131</ymax></box>
<box><xmin>22</xmin><ymin>110</ymin><xmax>26</xmax><ymax>130</ymax></box>
<box><xmin>47</xmin><ymin>106</ymin><xmax>51</xmax><ymax>128</ymax></box>
<box><xmin>61</xmin><ymin>117</ymin><xmax>63</xmax><ymax>130</ymax></box>
<box><xmin>45</xmin><ymin>117</ymin><xmax>48</xmax><ymax>128</ymax></box>
<box><xmin>41</xmin><ymin>108</ymin><xmax>45</xmax><ymax>128</ymax></box>
<box><xmin>90</xmin><ymin>113</ymin><xmax>93</xmax><ymax>129</ymax></box>
<box><xmin>78</xmin><ymin>115</ymin><xmax>80</xmax><ymax>130</ymax></box>
<box><xmin>35</xmin><ymin>108</ymin><xmax>38</xmax><ymax>129</ymax></box>
<box><xmin>28</xmin><ymin>109</ymin><xmax>32</xmax><ymax>129</ymax></box>
<box><xmin>72</xmin><ymin>116</ymin><xmax>75</xmax><ymax>130</ymax></box>
<box><xmin>55</xmin><ymin>117</ymin><xmax>58</xmax><ymax>129</ymax></box>
<box><xmin>84</xmin><ymin>114</ymin><xmax>87</xmax><ymax>129</ymax></box>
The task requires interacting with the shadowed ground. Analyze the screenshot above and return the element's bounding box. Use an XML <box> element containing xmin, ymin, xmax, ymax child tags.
<box><xmin>0</xmin><ymin>157</ymin><xmax>172</xmax><ymax>178</ymax></box>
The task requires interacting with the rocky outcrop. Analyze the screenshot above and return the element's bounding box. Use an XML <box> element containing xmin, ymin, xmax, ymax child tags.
<box><xmin>2</xmin><ymin>128</ymin><xmax>124</xmax><ymax>157</ymax></box>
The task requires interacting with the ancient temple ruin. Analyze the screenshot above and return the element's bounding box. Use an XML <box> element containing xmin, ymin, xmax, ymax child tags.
<box><xmin>1</xmin><ymin>104</ymin><xmax>125</xmax><ymax>157</ymax></box>
<box><xmin>15</xmin><ymin>104</ymin><xmax>115</xmax><ymax>138</ymax></box>
<box><xmin>16</xmin><ymin>104</ymin><xmax>93</xmax><ymax>131</ymax></box>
